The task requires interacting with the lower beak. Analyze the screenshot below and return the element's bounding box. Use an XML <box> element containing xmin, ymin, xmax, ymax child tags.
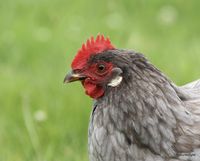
<box><xmin>63</xmin><ymin>70</ymin><xmax>86</xmax><ymax>83</ymax></box>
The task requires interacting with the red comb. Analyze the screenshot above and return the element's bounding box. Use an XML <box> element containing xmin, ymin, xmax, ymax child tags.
<box><xmin>71</xmin><ymin>34</ymin><xmax>115</xmax><ymax>69</ymax></box>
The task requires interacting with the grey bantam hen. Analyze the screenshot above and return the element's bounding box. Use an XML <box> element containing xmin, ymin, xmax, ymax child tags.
<box><xmin>64</xmin><ymin>35</ymin><xmax>200</xmax><ymax>161</ymax></box>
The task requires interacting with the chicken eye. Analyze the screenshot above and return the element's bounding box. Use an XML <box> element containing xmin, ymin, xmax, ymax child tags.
<box><xmin>97</xmin><ymin>64</ymin><xmax>106</xmax><ymax>73</ymax></box>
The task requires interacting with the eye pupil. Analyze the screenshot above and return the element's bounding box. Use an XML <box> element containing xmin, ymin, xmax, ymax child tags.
<box><xmin>98</xmin><ymin>64</ymin><xmax>105</xmax><ymax>71</ymax></box>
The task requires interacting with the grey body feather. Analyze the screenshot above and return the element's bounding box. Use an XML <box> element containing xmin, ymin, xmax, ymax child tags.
<box><xmin>88</xmin><ymin>50</ymin><xmax>200</xmax><ymax>161</ymax></box>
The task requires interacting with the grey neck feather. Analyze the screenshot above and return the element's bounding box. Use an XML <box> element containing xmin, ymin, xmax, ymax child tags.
<box><xmin>90</xmin><ymin>51</ymin><xmax>199</xmax><ymax>160</ymax></box>
<box><xmin>96</xmin><ymin>58</ymin><xmax>182</xmax><ymax>157</ymax></box>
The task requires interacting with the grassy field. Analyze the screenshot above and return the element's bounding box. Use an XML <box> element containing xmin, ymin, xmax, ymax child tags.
<box><xmin>0</xmin><ymin>0</ymin><xmax>200</xmax><ymax>161</ymax></box>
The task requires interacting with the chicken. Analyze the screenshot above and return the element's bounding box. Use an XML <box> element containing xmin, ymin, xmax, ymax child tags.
<box><xmin>64</xmin><ymin>34</ymin><xmax>200</xmax><ymax>161</ymax></box>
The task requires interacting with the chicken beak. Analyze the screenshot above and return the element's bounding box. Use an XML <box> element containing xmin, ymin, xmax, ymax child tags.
<box><xmin>63</xmin><ymin>70</ymin><xmax>86</xmax><ymax>83</ymax></box>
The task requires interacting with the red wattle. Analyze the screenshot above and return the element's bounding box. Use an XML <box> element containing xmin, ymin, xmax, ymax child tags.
<box><xmin>83</xmin><ymin>80</ymin><xmax>104</xmax><ymax>99</ymax></box>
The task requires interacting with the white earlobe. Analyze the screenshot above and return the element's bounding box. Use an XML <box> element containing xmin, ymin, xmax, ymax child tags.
<box><xmin>108</xmin><ymin>76</ymin><xmax>123</xmax><ymax>87</ymax></box>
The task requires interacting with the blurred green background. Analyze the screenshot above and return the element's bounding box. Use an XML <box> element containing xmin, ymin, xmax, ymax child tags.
<box><xmin>0</xmin><ymin>0</ymin><xmax>200</xmax><ymax>161</ymax></box>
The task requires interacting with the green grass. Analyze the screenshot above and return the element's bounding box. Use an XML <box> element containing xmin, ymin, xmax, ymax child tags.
<box><xmin>0</xmin><ymin>0</ymin><xmax>200</xmax><ymax>160</ymax></box>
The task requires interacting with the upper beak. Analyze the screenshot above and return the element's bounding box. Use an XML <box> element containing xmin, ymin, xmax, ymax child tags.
<box><xmin>63</xmin><ymin>70</ymin><xmax>86</xmax><ymax>83</ymax></box>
